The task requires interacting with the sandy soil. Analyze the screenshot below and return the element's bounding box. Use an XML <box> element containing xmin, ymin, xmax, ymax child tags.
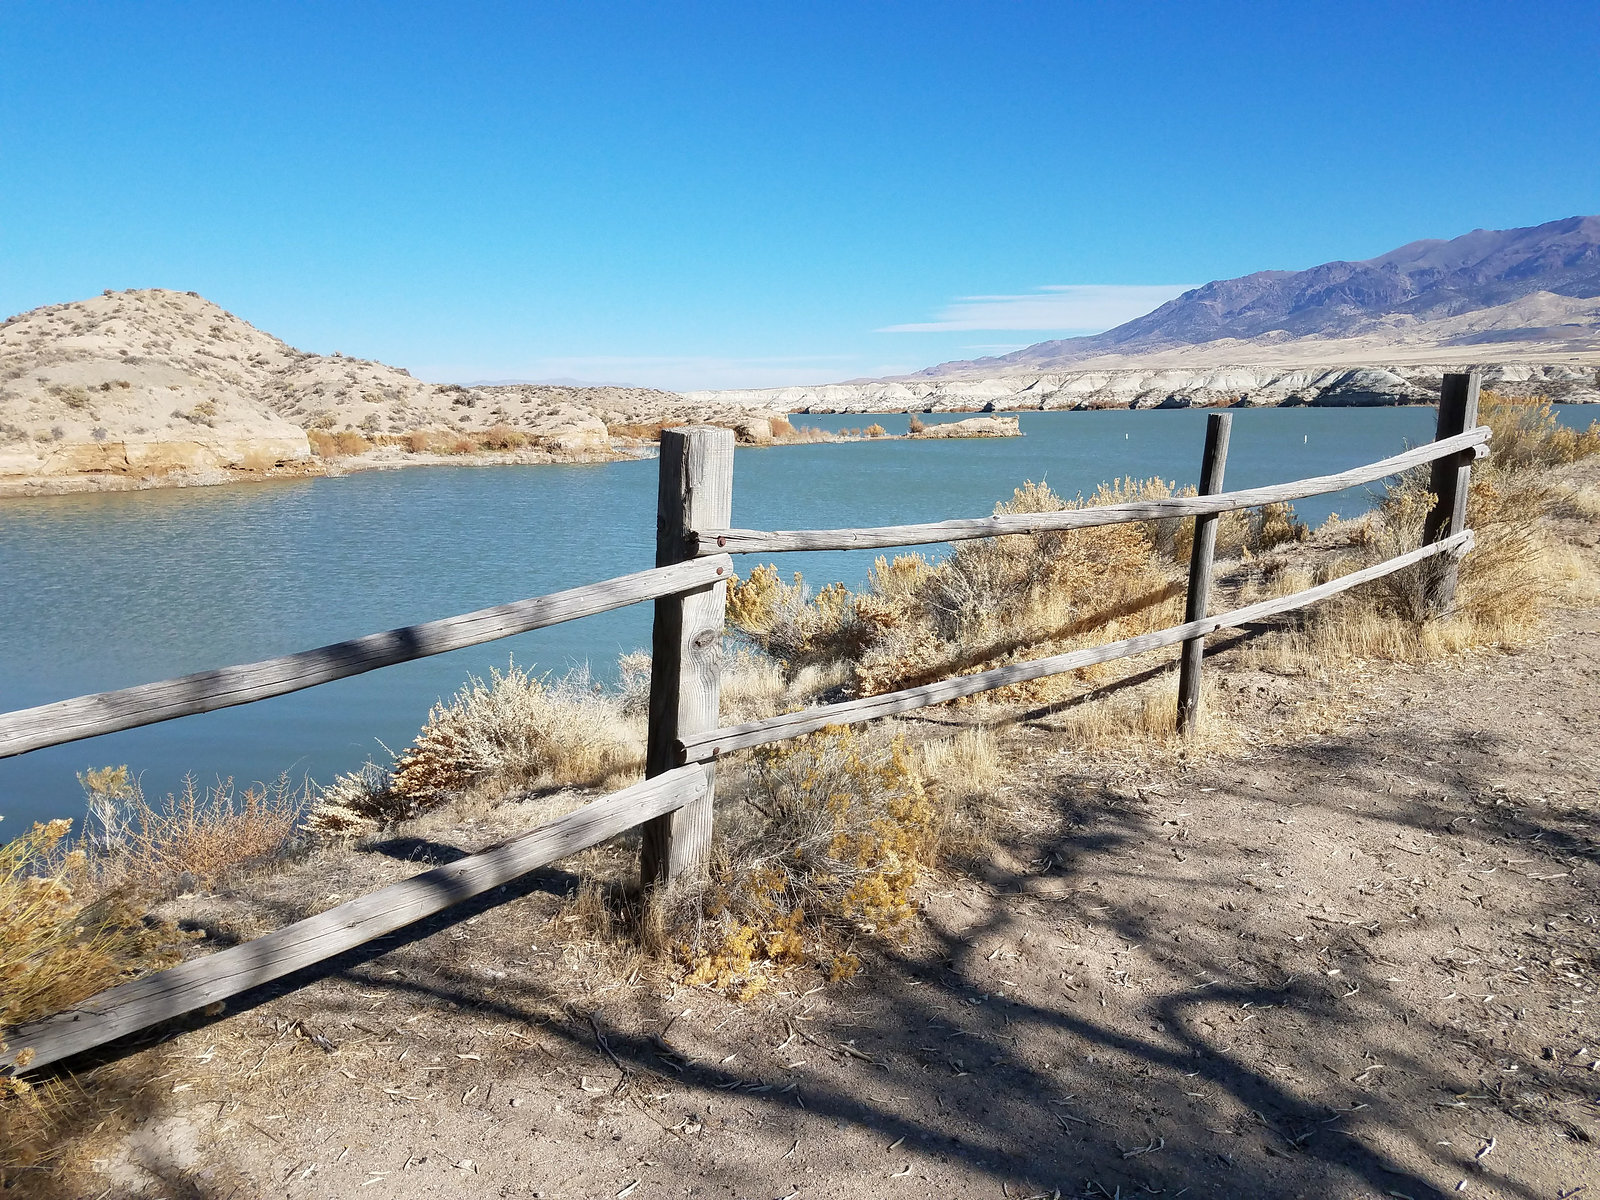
<box><xmin>20</xmin><ymin>588</ymin><xmax>1594</xmax><ymax>1200</ymax></box>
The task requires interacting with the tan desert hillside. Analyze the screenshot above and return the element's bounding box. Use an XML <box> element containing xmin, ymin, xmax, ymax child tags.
<box><xmin>0</xmin><ymin>289</ymin><xmax>785</xmax><ymax>496</ymax></box>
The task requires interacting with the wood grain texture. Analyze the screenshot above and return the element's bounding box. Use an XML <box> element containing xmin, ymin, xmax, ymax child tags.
<box><xmin>1422</xmin><ymin>373</ymin><xmax>1482</xmax><ymax>614</ymax></box>
<box><xmin>0</xmin><ymin>766</ymin><xmax>708</xmax><ymax>1074</ymax></box>
<box><xmin>641</xmin><ymin>427</ymin><xmax>734</xmax><ymax>886</ymax></box>
<box><xmin>1176</xmin><ymin>412</ymin><xmax>1233</xmax><ymax>735</ymax></box>
<box><xmin>695</xmin><ymin>426</ymin><xmax>1491</xmax><ymax>556</ymax></box>
<box><xmin>0</xmin><ymin>555</ymin><xmax>732</xmax><ymax>760</ymax></box>
<box><xmin>679</xmin><ymin>530</ymin><xmax>1475</xmax><ymax>761</ymax></box>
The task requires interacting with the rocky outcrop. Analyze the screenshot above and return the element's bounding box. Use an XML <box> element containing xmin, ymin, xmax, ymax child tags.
<box><xmin>683</xmin><ymin>361</ymin><xmax>1600</xmax><ymax>414</ymax></box>
<box><xmin>911</xmin><ymin>416</ymin><xmax>1021</xmax><ymax>438</ymax></box>
<box><xmin>0</xmin><ymin>290</ymin><xmax>779</xmax><ymax>493</ymax></box>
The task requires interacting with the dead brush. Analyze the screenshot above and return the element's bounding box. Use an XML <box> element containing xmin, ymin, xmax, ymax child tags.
<box><xmin>1</xmin><ymin>817</ymin><xmax>186</xmax><ymax>1069</ymax></box>
<box><xmin>1475</xmin><ymin>390</ymin><xmax>1600</xmax><ymax>470</ymax></box>
<box><xmin>1242</xmin><ymin>393</ymin><xmax>1600</xmax><ymax>674</ymax></box>
<box><xmin>352</xmin><ymin>661</ymin><xmax>644</xmax><ymax>823</ymax></box>
<box><xmin>78</xmin><ymin>770</ymin><xmax>303</xmax><ymax>897</ymax></box>
<box><xmin>2</xmin><ymin>815</ymin><xmax>183</xmax><ymax>1192</ymax></box>
<box><xmin>667</xmin><ymin>725</ymin><xmax>941</xmax><ymax>999</ymax></box>
<box><xmin>306</xmin><ymin>429</ymin><xmax>372</xmax><ymax>457</ymax></box>
<box><xmin>727</xmin><ymin>478</ymin><xmax>1193</xmax><ymax>703</ymax></box>
<box><xmin>913</xmin><ymin>726</ymin><xmax>1003</xmax><ymax>858</ymax></box>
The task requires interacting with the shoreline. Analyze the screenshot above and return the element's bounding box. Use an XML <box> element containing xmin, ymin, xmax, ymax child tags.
<box><xmin>0</xmin><ymin>415</ymin><xmax>1025</xmax><ymax>499</ymax></box>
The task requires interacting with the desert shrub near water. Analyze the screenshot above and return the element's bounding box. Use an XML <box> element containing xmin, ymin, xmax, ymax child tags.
<box><xmin>476</xmin><ymin>423</ymin><xmax>529</xmax><ymax>450</ymax></box>
<box><xmin>1477</xmin><ymin>391</ymin><xmax>1600</xmax><ymax>471</ymax></box>
<box><xmin>307</xmin><ymin>429</ymin><xmax>372</xmax><ymax>457</ymax></box>
<box><xmin>1248</xmin><ymin>391</ymin><xmax>1600</xmax><ymax>671</ymax></box>
<box><xmin>76</xmin><ymin>769</ymin><xmax>302</xmax><ymax>897</ymax></box>
<box><xmin>304</xmin><ymin>662</ymin><xmax>645</xmax><ymax>832</ymax></box>
<box><xmin>673</xmin><ymin>726</ymin><xmax>943</xmax><ymax>998</ymax></box>
<box><xmin>727</xmin><ymin>477</ymin><xmax>1190</xmax><ymax>701</ymax></box>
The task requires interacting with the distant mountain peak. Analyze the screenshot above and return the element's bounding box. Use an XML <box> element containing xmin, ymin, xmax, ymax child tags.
<box><xmin>911</xmin><ymin>215</ymin><xmax>1600</xmax><ymax>377</ymax></box>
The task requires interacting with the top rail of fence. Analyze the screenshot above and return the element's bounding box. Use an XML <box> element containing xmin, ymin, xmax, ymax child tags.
<box><xmin>693</xmin><ymin>424</ymin><xmax>1490</xmax><ymax>557</ymax></box>
<box><xmin>0</xmin><ymin>554</ymin><xmax>733</xmax><ymax>760</ymax></box>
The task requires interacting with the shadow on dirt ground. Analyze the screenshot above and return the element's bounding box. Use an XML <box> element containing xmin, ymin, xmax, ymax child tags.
<box><xmin>13</xmin><ymin>617</ymin><xmax>1599</xmax><ymax>1199</ymax></box>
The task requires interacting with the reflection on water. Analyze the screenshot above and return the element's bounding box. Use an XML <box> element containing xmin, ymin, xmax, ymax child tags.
<box><xmin>1</xmin><ymin>404</ymin><xmax>1592</xmax><ymax>826</ymax></box>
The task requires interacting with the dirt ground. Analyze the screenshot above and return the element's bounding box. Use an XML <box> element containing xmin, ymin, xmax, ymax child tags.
<box><xmin>16</xmin><ymin>604</ymin><xmax>1600</xmax><ymax>1200</ymax></box>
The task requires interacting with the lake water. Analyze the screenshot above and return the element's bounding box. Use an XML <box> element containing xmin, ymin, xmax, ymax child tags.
<box><xmin>3</xmin><ymin>404</ymin><xmax>1594</xmax><ymax>829</ymax></box>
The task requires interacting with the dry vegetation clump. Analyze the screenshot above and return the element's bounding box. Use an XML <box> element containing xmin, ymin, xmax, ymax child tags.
<box><xmin>1</xmin><ymin>813</ymin><xmax>196</xmax><ymax>1186</ymax></box>
<box><xmin>669</xmin><ymin>726</ymin><xmax>948</xmax><ymax>999</ymax></box>
<box><xmin>306</xmin><ymin>428</ymin><xmax>373</xmax><ymax>457</ymax></box>
<box><xmin>607</xmin><ymin>419</ymin><xmax>686</xmax><ymax>442</ymax></box>
<box><xmin>1476</xmin><ymin>392</ymin><xmax>1600</xmax><ymax>470</ymax></box>
<box><xmin>1243</xmin><ymin>392</ymin><xmax>1600</xmax><ymax>674</ymax></box>
<box><xmin>728</xmin><ymin>477</ymin><xmax>1204</xmax><ymax>703</ymax></box>
<box><xmin>305</xmin><ymin>662</ymin><xmax>645</xmax><ymax>835</ymax></box>
<box><xmin>74</xmin><ymin>766</ymin><xmax>303</xmax><ymax>898</ymax></box>
<box><xmin>2</xmin><ymin>768</ymin><xmax>300</xmax><ymax>1116</ymax></box>
<box><xmin>475</xmin><ymin>423</ymin><xmax>530</xmax><ymax>450</ymax></box>
<box><xmin>0</xmin><ymin>819</ymin><xmax>185</xmax><ymax>1055</ymax></box>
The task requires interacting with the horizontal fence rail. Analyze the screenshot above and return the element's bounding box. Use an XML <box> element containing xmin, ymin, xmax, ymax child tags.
<box><xmin>0</xmin><ymin>555</ymin><xmax>732</xmax><ymax>760</ymax></box>
<box><xmin>678</xmin><ymin>529</ymin><xmax>1474</xmax><ymax>761</ymax></box>
<box><xmin>0</xmin><ymin>765</ymin><xmax>709</xmax><ymax>1073</ymax></box>
<box><xmin>694</xmin><ymin>425</ymin><xmax>1490</xmax><ymax>556</ymax></box>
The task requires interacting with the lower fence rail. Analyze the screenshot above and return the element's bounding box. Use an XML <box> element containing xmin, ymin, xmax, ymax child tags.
<box><xmin>0</xmin><ymin>765</ymin><xmax>709</xmax><ymax>1074</ymax></box>
<box><xmin>678</xmin><ymin>529</ymin><xmax>1474</xmax><ymax>761</ymax></box>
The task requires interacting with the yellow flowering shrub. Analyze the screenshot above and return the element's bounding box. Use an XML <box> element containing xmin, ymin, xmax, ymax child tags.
<box><xmin>1</xmin><ymin>818</ymin><xmax>184</xmax><ymax>1077</ymax></box>
<box><xmin>677</xmin><ymin>728</ymin><xmax>937</xmax><ymax>998</ymax></box>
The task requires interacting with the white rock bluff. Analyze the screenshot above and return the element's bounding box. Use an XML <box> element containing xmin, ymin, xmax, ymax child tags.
<box><xmin>682</xmin><ymin>362</ymin><xmax>1600</xmax><ymax>414</ymax></box>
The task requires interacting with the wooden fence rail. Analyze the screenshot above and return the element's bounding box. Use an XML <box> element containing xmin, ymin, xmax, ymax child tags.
<box><xmin>1</xmin><ymin>767</ymin><xmax>708</xmax><ymax>1073</ymax></box>
<box><xmin>0</xmin><ymin>372</ymin><xmax>1487</xmax><ymax>1075</ymax></box>
<box><xmin>0</xmin><ymin>555</ymin><xmax>732</xmax><ymax>759</ymax></box>
<box><xmin>677</xmin><ymin>529</ymin><xmax>1473</xmax><ymax>762</ymax></box>
<box><xmin>693</xmin><ymin>424</ymin><xmax>1490</xmax><ymax>556</ymax></box>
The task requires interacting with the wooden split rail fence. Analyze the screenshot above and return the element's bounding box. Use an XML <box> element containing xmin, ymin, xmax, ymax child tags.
<box><xmin>0</xmin><ymin>373</ymin><xmax>1488</xmax><ymax>1072</ymax></box>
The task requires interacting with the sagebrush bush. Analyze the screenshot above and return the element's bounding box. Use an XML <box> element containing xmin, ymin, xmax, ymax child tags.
<box><xmin>320</xmin><ymin>662</ymin><xmax>644</xmax><ymax>824</ymax></box>
<box><xmin>1247</xmin><ymin>390</ymin><xmax>1600</xmax><ymax>670</ymax></box>
<box><xmin>0</xmin><ymin>817</ymin><xmax>185</xmax><ymax>1064</ymax></box>
<box><xmin>728</xmin><ymin>477</ymin><xmax>1191</xmax><ymax>700</ymax></box>
<box><xmin>674</xmin><ymin>726</ymin><xmax>940</xmax><ymax>998</ymax></box>
<box><xmin>1477</xmin><ymin>391</ymin><xmax>1600</xmax><ymax>470</ymax></box>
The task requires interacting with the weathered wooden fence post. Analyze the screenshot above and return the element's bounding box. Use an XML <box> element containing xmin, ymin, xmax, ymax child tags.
<box><xmin>641</xmin><ymin>426</ymin><xmax>734</xmax><ymax>887</ymax></box>
<box><xmin>1421</xmin><ymin>371</ymin><xmax>1480</xmax><ymax>616</ymax></box>
<box><xmin>1176</xmin><ymin>410</ymin><xmax>1232</xmax><ymax>735</ymax></box>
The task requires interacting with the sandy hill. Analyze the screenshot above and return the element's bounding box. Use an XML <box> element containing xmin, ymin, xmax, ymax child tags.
<box><xmin>0</xmin><ymin>290</ymin><xmax>777</xmax><ymax>494</ymax></box>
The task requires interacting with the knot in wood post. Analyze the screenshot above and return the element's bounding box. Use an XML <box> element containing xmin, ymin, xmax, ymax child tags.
<box><xmin>641</xmin><ymin>426</ymin><xmax>735</xmax><ymax>889</ymax></box>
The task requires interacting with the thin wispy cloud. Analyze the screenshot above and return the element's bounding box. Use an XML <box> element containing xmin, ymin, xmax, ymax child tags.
<box><xmin>879</xmin><ymin>284</ymin><xmax>1195</xmax><ymax>333</ymax></box>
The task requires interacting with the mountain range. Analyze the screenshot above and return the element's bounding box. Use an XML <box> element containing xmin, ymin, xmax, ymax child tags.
<box><xmin>913</xmin><ymin>215</ymin><xmax>1600</xmax><ymax>377</ymax></box>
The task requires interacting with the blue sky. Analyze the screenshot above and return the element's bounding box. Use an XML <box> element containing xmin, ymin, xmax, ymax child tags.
<box><xmin>2</xmin><ymin>2</ymin><xmax>1596</xmax><ymax>389</ymax></box>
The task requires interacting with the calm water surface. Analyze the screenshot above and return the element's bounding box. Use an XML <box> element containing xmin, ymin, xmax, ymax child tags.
<box><xmin>2</xmin><ymin>404</ymin><xmax>1593</xmax><ymax>827</ymax></box>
